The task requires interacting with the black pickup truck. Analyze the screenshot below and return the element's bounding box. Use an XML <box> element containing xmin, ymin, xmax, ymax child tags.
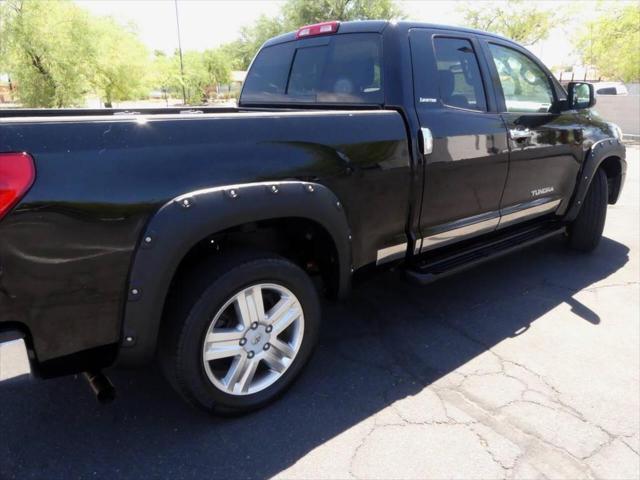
<box><xmin>0</xmin><ymin>20</ymin><xmax>626</xmax><ymax>412</ymax></box>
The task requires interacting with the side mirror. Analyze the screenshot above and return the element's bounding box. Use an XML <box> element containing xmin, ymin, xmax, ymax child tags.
<box><xmin>567</xmin><ymin>82</ymin><xmax>596</xmax><ymax>110</ymax></box>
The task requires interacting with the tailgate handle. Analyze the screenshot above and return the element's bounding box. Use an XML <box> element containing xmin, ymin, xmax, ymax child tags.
<box><xmin>420</xmin><ymin>127</ymin><xmax>433</xmax><ymax>155</ymax></box>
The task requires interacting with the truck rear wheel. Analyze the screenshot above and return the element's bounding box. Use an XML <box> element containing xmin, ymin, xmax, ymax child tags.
<box><xmin>567</xmin><ymin>168</ymin><xmax>608</xmax><ymax>252</ymax></box>
<box><xmin>159</xmin><ymin>251</ymin><xmax>321</xmax><ymax>414</ymax></box>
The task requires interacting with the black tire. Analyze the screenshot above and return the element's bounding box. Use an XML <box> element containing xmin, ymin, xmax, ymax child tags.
<box><xmin>159</xmin><ymin>250</ymin><xmax>321</xmax><ymax>414</ymax></box>
<box><xmin>567</xmin><ymin>168</ymin><xmax>608</xmax><ymax>252</ymax></box>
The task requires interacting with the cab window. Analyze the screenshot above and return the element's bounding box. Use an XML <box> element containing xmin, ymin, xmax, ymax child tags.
<box><xmin>241</xmin><ymin>33</ymin><xmax>383</xmax><ymax>105</ymax></box>
<box><xmin>488</xmin><ymin>44</ymin><xmax>554</xmax><ymax>113</ymax></box>
<box><xmin>433</xmin><ymin>37</ymin><xmax>487</xmax><ymax>111</ymax></box>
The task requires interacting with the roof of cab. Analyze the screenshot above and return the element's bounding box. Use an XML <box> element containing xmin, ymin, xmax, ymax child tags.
<box><xmin>261</xmin><ymin>19</ymin><xmax>517</xmax><ymax>49</ymax></box>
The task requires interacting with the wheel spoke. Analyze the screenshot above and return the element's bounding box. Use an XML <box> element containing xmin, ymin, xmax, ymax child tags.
<box><xmin>263</xmin><ymin>350</ymin><xmax>287</xmax><ymax>373</ymax></box>
<box><xmin>204</xmin><ymin>328</ymin><xmax>244</xmax><ymax>361</ymax></box>
<box><xmin>204</xmin><ymin>341</ymin><xmax>243</xmax><ymax>361</ymax></box>
<box><xmin>234</xmin><ymin>286</ymin><xmax>266</xmax><ymax>329</ymax></box>
<box><xmin>206</xmin><ymin>328</ymin><xmax>243</xmax><ymax>344</ymax></box>
<box><xmin>235</xmin><ymin>359</ymin><xmax>259</xmax><ymax>394</ymax></box>
<box><xmin>224</xmin><ymin>355</ymin><xmax>250</xmax><ymax>391</ymax></box>
<box><xmin>268</xmin><ymin>298</ymin><xmax>301</xmax><ymax>334</ymax></box>
<box><xmin>270</xmin><ymin>338</ymin><xmax>295</xmax><ymax>359</ymax></box>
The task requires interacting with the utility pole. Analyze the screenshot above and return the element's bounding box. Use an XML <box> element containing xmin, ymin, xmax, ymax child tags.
<box><xmin>174</xmin><ymin>0</ymin><xmax>187</xmax><ymax>105</ymax></box>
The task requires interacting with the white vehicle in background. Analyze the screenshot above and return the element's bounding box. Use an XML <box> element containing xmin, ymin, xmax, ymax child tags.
<box><xmin>592</xmin><ymin>82</ymin><xmax>629</xmax><ymax>96</ymax></box>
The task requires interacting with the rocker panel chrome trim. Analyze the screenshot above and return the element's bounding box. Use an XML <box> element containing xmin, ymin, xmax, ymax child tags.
<box><xmin>416</xmin><ymin>198</ymin><xmax>561</xmax><ymax>254</ymax></box>
<box><xmin>380</xmin><ymin>198</ymin><xmax>561</xmax><ymax>264</ymax></box>
<box><xmin>376</xmin><ymin>242</ymin><xmax>408</xmax><ymax>265</ymax></box>
<box><xmin>498</xmin><ymin>198</ymin><xmax>561</xmax><ymax>229</ymax></box>
<box><xmin>420</xmin><ymin>214</ymin><xmax>500</xmax><ymax>252</ymax></box>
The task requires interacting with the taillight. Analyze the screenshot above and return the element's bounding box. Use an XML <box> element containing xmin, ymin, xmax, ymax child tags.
<box><xmin>296</xmin><ymin>21</ymin><xmax>339</xmax><ymax>39</ymax></box>
<box><xmin>0</xmin><ymin>152</ymin><xmax>36</xmax><ymax>220</ymax></box>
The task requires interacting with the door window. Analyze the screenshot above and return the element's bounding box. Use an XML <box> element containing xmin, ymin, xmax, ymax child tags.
<box><xmin>433</xmin><ymin>37</ymin><xmax>487</xmax><ymax>111</ymax></box>
<box><xmin>488</xmin><ymin>44</ymin><xmax>554</xmax><ymax>113</ymax></box>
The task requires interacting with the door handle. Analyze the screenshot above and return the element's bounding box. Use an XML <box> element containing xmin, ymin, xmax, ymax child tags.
<box><xmin>509</xmin><ymin>128</ymin><xmax>534</xmax><ymax>141</ymax></box>
<box><xmin>420</xmin><ymin>127</ymin><xmax>433</xmax><ymax>155</ymax></box>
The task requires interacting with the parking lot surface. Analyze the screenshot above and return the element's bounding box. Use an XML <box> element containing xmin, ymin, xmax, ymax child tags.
<box><xmin>1</xmin><ymin>147</ymin><xmax>638</xmax><ymax>479</ymax></box>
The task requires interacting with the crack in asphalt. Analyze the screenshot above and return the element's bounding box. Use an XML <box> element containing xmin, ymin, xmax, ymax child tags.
<box><xmin>621</xmin><ymin>436</ymin><xmax>640</xmax><ymax>456</ymax></box>
<box><xmin>337</xmin><ymin>278</ymin><xmax>639</xmax><ymax>479</ymax></box>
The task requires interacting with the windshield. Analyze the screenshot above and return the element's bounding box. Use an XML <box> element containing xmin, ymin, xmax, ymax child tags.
<box><xmin>240</xmin><ymin>33</ymin><xmax>384</xmax><ymax>105</ymax></box>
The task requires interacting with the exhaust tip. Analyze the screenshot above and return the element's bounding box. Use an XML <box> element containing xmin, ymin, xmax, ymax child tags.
<box><xmin>83</xmin><ymin>371</ymin><xmax>116</xmax><ymax>404</ymax></box>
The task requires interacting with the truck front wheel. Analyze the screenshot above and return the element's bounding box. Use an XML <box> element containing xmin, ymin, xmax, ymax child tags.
<box><xmin>567</xmin><ymin>168</ymin><xmax>608</xmax><ymax>252</ymax></box>
<box><xmin>159</xmin><ymin>251</ymin><xmax>321</xmax><ymax>414</ymax></box>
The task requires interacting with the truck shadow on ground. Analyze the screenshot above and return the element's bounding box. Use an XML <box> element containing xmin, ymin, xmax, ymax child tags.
<box><xmin>0</xmin><ymin>236</ymin><xmax>630</xmax><ymax>479</ymax></box>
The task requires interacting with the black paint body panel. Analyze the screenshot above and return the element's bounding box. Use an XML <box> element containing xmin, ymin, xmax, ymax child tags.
<box><xmin>0</xmin><ymin>111</ymin><xmax>410</xmax><ymax>366</ymax></box>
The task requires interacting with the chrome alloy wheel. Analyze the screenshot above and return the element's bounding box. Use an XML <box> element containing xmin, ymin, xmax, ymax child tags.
<box><xmin>202</xmin><ymin>283</ymin><xmax>305</xmax><ymax>396</ymax></box>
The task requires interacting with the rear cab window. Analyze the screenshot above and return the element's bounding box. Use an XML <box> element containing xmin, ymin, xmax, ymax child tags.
<box><xmin>241</xmin><ymin>33</ymin><xmax>383</xmax><ymax>105</ymax></box>
<box><xmin>433</xmin><ymin>37</ymin><xmax>487</xmax><ymax>111</ymax></box>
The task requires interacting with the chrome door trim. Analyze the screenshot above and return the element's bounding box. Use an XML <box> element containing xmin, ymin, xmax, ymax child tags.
<box><xmin>419</xmin><ymin>211</ymin><xmax>500</xmax><ymax>253</ymax></box>
<box><xmin>376</xmin><ymin>242</ymin><xmax>408</xmax><ymax>265</ymax></box>
<box><xmin>498</xmin><ymin>197</ymin><xmax>561</xmax><ymax>229</ymax></box>
<box><xmin>382</xmin><ymin>199</ymin><xmax>560</xmax><ymax>264</ymax></box>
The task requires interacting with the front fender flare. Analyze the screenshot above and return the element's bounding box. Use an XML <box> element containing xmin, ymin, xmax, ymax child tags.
<box><xmin>564</xmin><ymin>138</ymin><xmax>626</xmax><ymax>222</ymax></box>
<box><xmin>118</xmin><ymin>180</ymin><xmax>352</xmax><ymax>366</ymax></box>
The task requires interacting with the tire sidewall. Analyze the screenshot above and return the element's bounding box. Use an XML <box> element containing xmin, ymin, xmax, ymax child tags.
<box><xmin>568</xmin><ymin>168</ymin><xmax>608</xmax><ymax>252</ymax></box>
<box><xmin>175</xmin><ymin>258</ymin><xmax>320</xmax><ymax>413</ymax></box>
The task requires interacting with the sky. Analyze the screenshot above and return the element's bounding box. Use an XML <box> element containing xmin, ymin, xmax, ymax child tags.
<box><xmin>77</xmin><ymin>0</ymin><xmax>634</xmax><ymax>69</ymax></box>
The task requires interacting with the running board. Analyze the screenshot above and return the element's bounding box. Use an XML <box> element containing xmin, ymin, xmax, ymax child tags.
<box><xmin>405</xmin><ymin>223</ymin><xmax>565</xmax><ymax>285</ymax></box>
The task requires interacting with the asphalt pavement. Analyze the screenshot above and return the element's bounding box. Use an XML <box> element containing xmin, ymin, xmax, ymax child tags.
<box><xmin>1</xmin><ymin>147</ymin><xmax>639</xmax><ymax>480</ymax></box>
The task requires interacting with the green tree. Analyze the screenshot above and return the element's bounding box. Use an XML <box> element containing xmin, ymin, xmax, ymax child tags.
<box><xmin>0</xmin><ymin>0</ymin><xmax>95</xmax><ymax>107</ymax></box>
<box><xmin>148</xmin><ymin>48</ymin><xmax>231</xmax><ymax>105</ymax></box>
<box><xmin>90</xmin><ymin>17</ymin><xmax>150</xmax><ymax>107</ymax></box>
<box><xmin>180</xmin><ymin>51</ymin><xmax>211</xmax><ymax>104</ymax></box>
<box><xmin>459</xmin><ymin>0</ymin><xmax>556</xmax><ymax>45</ymax></box>
<box><xmin>149</xmin><ymin>50</ymin><xmax>178</xmax><ymax>102</ymax></box>
<box><xmin>202</xmin><ymin>48</ymin><xmax>232</xmax><ymax>88</ymax></box>
<box><xmin>0</xmin><ymin>0</ymin><xmax>152</xmax><ymax>107</ymax></box>
<box><xmin>283</xmin><ymin>0</ymin><xmax>404</xmax><ymax>28</ymax></box>
<box><xmin>226</xmin><ymin>0</ymin><xmax>405</xmax><ymax>69</ymax></box>
<box><xmin>576</xmin><ymin>5</ymin><xmax>640</xmax><ymax>82</ymax></box>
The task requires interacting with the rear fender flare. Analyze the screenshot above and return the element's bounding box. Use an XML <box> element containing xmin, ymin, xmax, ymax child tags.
<box><xmin>118</xmin><ymin>180</ymin><xmax>352</xmax><ymax>366</ymax></box>
<box><xmin>564</xmin><ymin>138</ymin><xmax>626</xmax><ymax>222</ymax></box>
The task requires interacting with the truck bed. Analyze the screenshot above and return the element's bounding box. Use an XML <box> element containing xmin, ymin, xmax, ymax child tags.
<box><xmin>0</xmin><ymin>108</ymin><xmax>411</xmax><ymax>370</ymax></box>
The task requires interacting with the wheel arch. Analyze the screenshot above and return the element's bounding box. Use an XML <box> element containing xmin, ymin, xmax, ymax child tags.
<box><xmin>117</xmin><ymin>181</ymin><xmax>352</xmax><ymax>366</ymax></box>
<box><xmin>564</xmin><ymin>138</ymin><xmax>626</xmax><ymax>222</ymax></box>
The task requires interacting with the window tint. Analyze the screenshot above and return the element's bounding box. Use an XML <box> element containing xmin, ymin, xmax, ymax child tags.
<box><xmin>288</xmin><ymin>46</ymin><xmax>327</xmax><ymax>97</ymax></box>
<box><xmin>242</xmin><ymin>42</ymin><xmax>295</xmax><ymax>98</ymax></box>
<box><xmin>489</xmin><ymin>44</ymin><xmax>554</xmax><ymax>113</ymax></box>
<box><xmin>433</xmin><ymin>37</ymin><xmax>487</xmax><ymax>111</ymax></box>
<box><xmin>241</xmin><ymin>33</ymin><xmax>383</xmax><ymax>105</ymax></box>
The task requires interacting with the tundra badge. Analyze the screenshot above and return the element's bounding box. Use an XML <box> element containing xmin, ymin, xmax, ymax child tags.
<box><xmin>531</xmin><ymin>187</ymin><xmax>555</xmax><ymax>197</ymax></box>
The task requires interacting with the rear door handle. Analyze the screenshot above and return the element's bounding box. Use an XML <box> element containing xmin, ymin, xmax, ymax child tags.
<box><xmin>509</xmin><ymin>128</ymin><xmax>534</xmax><ymax>140</ymax></box>
<box><xmin>420</xmin><ymin>127</ymin><xmax>433</xmax><ymax>155</ymax></box>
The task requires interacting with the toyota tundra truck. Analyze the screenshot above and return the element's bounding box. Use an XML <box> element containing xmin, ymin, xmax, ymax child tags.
<box><xmin>0</xmin><ymin>20</ymin><xmax>626</xmax><ymax>413</ymax></box>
